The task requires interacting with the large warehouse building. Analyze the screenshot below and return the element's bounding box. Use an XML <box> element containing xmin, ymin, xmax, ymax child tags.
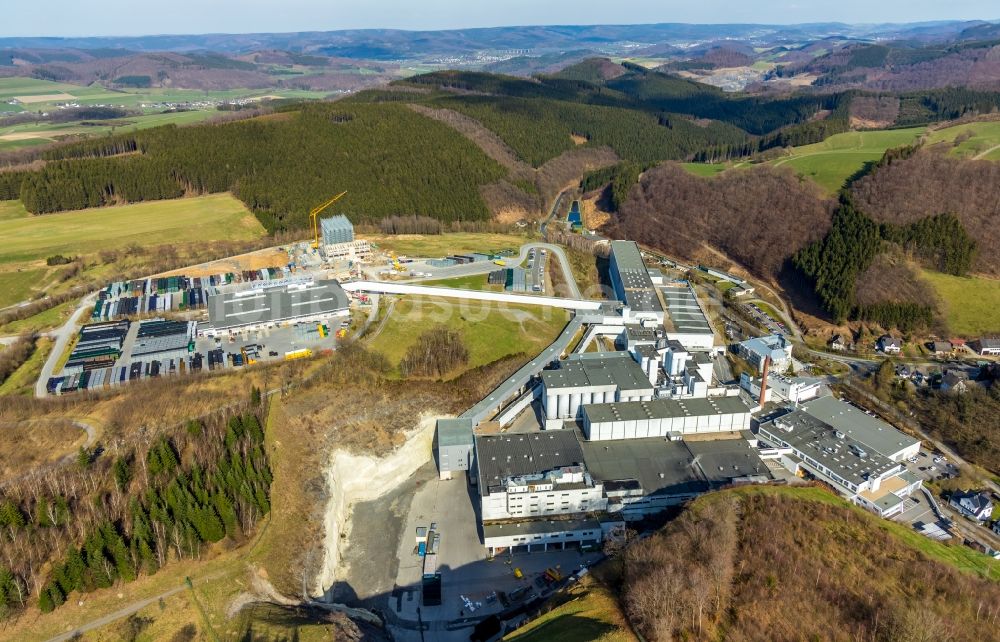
<box><xmin>477</xmin><ymin>431</ymin><xmax>607</xmax><ymax>522</ymax></box>
<box><xmin>581</xmin><ymin>395</ymin><xmax>753</xmax><ymax>441</ymax></box>
<box><xmin>660</xmin><ymin>281</ymin><xmax>716</xmax><ymax>350</ymax></box>
<box><xmin>540</xmin><ymin>352</ymin><xmax>654</xmax><ymax>423</ymax></box>
<box><xmin>202</xmin><ymin>279</ymin><xmax>350</xmax><ymax>336</ymax></box>
<box><xmin>475</xmin><ymin>428</ymin><xmax>770</xmax><ymax>553</ymax></box>
<box><xmin>609</xmin><ymin>241</ymin><xmax>664</xmax><ymax>324</ymax></box>
<box><xmin>757</xmin><ymin>396</ymin><xmax>921</xmax><ymax>517</ymax></box>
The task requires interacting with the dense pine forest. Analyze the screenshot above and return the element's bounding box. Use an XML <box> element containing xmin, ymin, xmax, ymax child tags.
<box><xmin>1</xmin><ymin>103</ymin><xmax>507</xmax><ymax>231</ymax></box>
<box><xmin>0</xmin><ymin>405</ymin><xmax>270</xmax><ymax>619</ymax></box>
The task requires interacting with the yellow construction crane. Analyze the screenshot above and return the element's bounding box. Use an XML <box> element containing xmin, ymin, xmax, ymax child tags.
<box><xmin>309</xmin><ymin>191</ymin><xmax>348</xmax><ymax>249</ymax></box>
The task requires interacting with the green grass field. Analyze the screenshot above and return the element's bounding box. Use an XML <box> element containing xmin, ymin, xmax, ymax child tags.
<box><xmin>921</xmin><ymin>270</ymin><xmax>1000</xmax><ymax>336</ymax></box>
<box><xmin>769</xmin><ymin>128</ymin><xmax>925</xmax><ymax>193</ymax></box>
<box><xmin>0</xmin><ymin>193</ymin><xmax>265</xmax><ymax>265</ymax></box>
<box><xmin>679</xmin><ymin>162</ymin><xmax>736</xmax><ymax>177</ymax></box>
<box><xmin>924</xmin><ymin>120</ymin><xmax>1000</xmax><ymax>160</ymax></box>
<box><xmin>0</xmin><ymin>268</ymin><xmax>46</xmax><ymax>308</ymax></box>
<box><xmin>0</xmin><ymin>200</ymin><xmax>28</xmax><ymax>220</ymax></box>
<box><xmin>0</xmin><ymin>110</ymin><xmax>225</xmax><ymax>151</ymax></box>
<box><xmin>0</xmin><ymin>77</ymin><xmax>329</xmax><ymax>151</ymax></box>
<box><xmin>0</xmin><ymin>77</ymin><xmax>328</xmax><ymax>111</ymax></box>
<box><xmin>421</xmin><ymin>273</ymin><xmax>501</xmax><ymax>291</ymax></box>
<box><xmin>365</xmin><ymin>232</ymin><xmax>530</xmax><ymax>258</ymax></box>
<box><xmin>367</xmin><ymin>296</ymin><xmax>568</xmax><ymax>377</ymax></box>
<box><xmin>0</xmin><ymin>299</ymin><xmax>76</xmax><ymax>334</ymax></box>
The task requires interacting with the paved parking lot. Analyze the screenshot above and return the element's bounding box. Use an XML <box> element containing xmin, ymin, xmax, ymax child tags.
<box><xmin>388</xmin><ymin>471</ymin><xmax>601</xmax><ymax>642</ymax></box>
<box><xmin>194</xmin><ymin>320</ymin><xmax>341</xmax><ymax>366</ymax></box>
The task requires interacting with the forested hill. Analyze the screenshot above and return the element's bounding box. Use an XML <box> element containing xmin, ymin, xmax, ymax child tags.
<box><xmin>4</xmin><ymin>63</ymin><xmax>1000</xmax><ymax>233</ymax></box>
<box><xmin>0</xmin><ymin>103</ymin><xmax>507</xmax><ymax>231</ymax></box>
<box><xmin>621</xmin><ymin>487</ymin><xmax>1000</xmax><ymax>642</ymax></box>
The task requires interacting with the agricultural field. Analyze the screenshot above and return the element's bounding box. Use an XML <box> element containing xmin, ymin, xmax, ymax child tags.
<box><xmin>924</xmin><ymin>120</ymin><xmax>1000</xmax><ymax>160</ymax></box>
<box><xmin>366</xmin><ymin>296</ymin><xmax>568</xmax><ymax>377</ymax></box>
<box><xmin>0</xmin><ymin>110</ymin><xmax>222</xmax><ymax>151</ymax></box>
<box><xmin>0</xmin><ymin>268</ymin><xmax>46</xmax><ymax>308</ymax></box>
<box><xmin>921</xmin><ymin>269</ymin><xmax>1000</xmax><ymax>336</ymax></box>
<box><xmin>769</xmin><ymin>127</ymin><xmax>925</xmax><ymax>193</ymax></box>
<box><xmin>0</xmin><ymin>77</ymin><xmax>329</xmax><ymax>150</ymax></box>
<box><xmin>0</xmin><ymin>77</ymin><xmax>328</xmax><ymax>111</ymax></box>
<box><xmin>0</xmin><ymin>193</ymin><xmax>266</xmax><ymax>265</ymax></box>
<box><xmin>364</xmin><ymin>232</ymin><xmax>531</xmax><ymax>258</ymax></box>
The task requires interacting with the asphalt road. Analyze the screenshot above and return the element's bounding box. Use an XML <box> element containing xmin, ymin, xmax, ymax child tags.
<box><xmin>33</xmin><ymin>292</ymin><xmax>97</xmax><ymax>399</ymax></box>
<box><xmin>397</xmin><ymin>242</ymin><xmax>583</xmax><ymax>300</ymax></box>
<box><xmin>539</xmin><ymin>189</ymin><xmax>571</xmax><ymax>236</ymax></box>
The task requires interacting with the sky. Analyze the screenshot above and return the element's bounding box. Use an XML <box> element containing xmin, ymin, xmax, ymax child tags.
<box><xmin>2</xmin><ymin>0</ymin><xmax>998</xmax><ymax>38</ymax></box>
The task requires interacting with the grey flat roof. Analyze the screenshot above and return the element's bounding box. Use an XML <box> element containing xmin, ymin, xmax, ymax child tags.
<box><xmin>206</xmin><ymin>280</ymin><xmax>349</xmax><ymax>330</ymax></box>
<box><xmin>610</xmin><ymin>240</ymin><xmax>647</xmax><ymax>272</ymax></box>
<box><xmin>582</xmin><ymin>395</ymin><xmax>751</xmax><ymax>424</ymax></box>
<box><xmin>476</xmin><ymin>431</ymin><xmax>585</xmax><ymax>496</ymax></box>
<box><xmin>132</xmin><ymin>332</ymin><xmax>188</xmax><ymax>357</ymax></box>
<box><xmin>661</xmin><ymin>282</ymin><xmax>713</xmax><ymax>334</ymax></box>
<box><xmin>759</xmin><ymin>409</ymin><xmax>901</xmax><ymax>487</ymax></box>
<box><xmin>623</xmin><ymin>324</ymin><xmax>660</xmax><ymax>342</ymax></box>
<box><xmin>798</xmin><ymin>395</ymin><xmax>919</xmax><ymax>458</ymax></box>
<box><xmin>634</xmin><ymin>344</ymin><xmax>659</xmax><ymax>359</ymax></box>
<box><xmin>685</xmin><ymin>438</ymin><xmax>771</xmax><ymax>483</ymax></box>
<box><xmin>611</xmin><ymin>241</ymin><xmax>663</xmax><ymax>313</ymax></box>
<box><xmin>437</xmin><ymin>418</ymin><xmax>474</xmax><ymax>447</ymax></box>
<box><xmin>581</xmin><ymin>435</ymin><xmax>769</xmax><ymax>498</ymax></box>
<box><xmin>483</xmin><ymin>517</ymin><xmax>602</xmax><ymax>538</ymax></box>
<box><xmin>739</xmin><ymin>334</ymin><xmax>790</xmax><ymax>359</ymax></box>
<box><xmin>541</xmin><ymin>351</ymin><xmax>653</xmax><ymax>393</ymax></box>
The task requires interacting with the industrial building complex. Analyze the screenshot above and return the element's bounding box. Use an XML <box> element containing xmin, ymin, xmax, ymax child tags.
<box><xmin>757</xmin><ymin>396</ymin><xmax>922</xmax><ymax>517</ymax></box>
<box><xmin>433</xmin><ymin>236</ymin><xmax>928</xmax><ymax>557</ymax></box>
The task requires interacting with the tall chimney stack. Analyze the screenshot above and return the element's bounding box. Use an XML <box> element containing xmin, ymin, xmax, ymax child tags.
<box><xmin>759</xmin><ymin>355</ymin><xmax>771</xmax><ymax>409</ymax></box>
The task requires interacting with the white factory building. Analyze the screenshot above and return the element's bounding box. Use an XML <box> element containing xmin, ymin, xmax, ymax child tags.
<box><xmin>476</xmin><ymin>431</ymin><xmax>607</xmax><ymax>522</ymax></box>
<box><xmin>540</xmin><ymin>352</ymin><xmax>654</xmax><ymax>425</ymax></box>
<box><xmin>757</xmin><ymin>395</ymin><xmax>922</xmax><ymax>517</ymax></box>
<box><xmin>660</xmin><ymin>280</ymin><xmax>716</xmax><ymax>351</ymax></box>
<box><xmin>482</xmin><ymin>519</ymin><xmax>605</xmax><ymax>554</ymax></box>
<box><xmin>202</xmin><ymin>279</ymin><xmax>350</xmax><ymax>337</ymax></box>
<box><xmin>660</xmin><ymin>339</ymin><xmax>716</xmax><ymax>398</ymax></box>
<box><xmin>474</xmin><ymin>428</ymin><xmax>771</xmax><ymax>553</ymax></box>
<box><xmin>736</xmin><ymin>333</ymin><xmax>793</xmax><ymax>372</ymax></box>
<box><xmin>581</xmin><ymin>396</ymin><xmax>753</xmax><ymax>441</ymax></box>
<box><xmin>740</xmin><ymin>372</ymin><xmax>823</xmax><ymax>405</ymax></box>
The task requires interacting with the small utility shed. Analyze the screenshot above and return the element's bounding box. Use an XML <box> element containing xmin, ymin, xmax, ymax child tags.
<box><xmin>436</xmin><ymin>418</ymin><xmax>474</xmax><ymax>480</ymax></box>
